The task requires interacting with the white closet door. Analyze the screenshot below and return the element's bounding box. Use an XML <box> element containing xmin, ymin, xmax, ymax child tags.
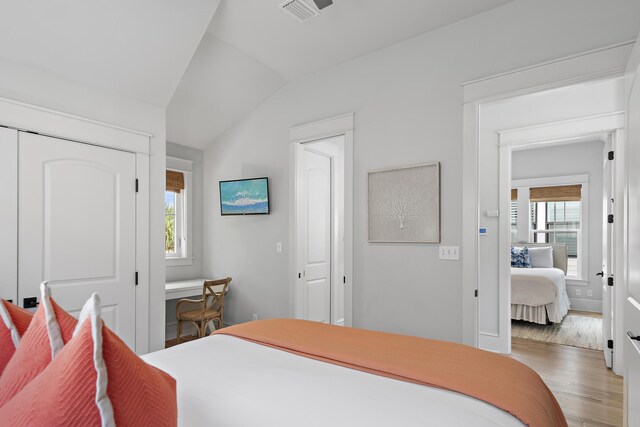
<box><xmin>19</xmin><ymin>132</ymin><xmax>137</xmax><ymax>348</ymax></box>
<box><xmin>0</xmin><ymin>127</ymin><xmax>17</xmax><ymax>303</ymax></box>
<box><xmin>302</xmin><ymin>149</ymin><xmax>332</xmax><ymax>324</ymax></box>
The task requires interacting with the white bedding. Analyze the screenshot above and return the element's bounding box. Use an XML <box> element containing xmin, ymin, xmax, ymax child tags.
<box><xmin>143</xmin><ymin>335</ymin><xmax>524</xmax><ymax>427</ymax></box>
<box><xmin>511</xmin><ymin>267</ymin><xmax>570</xmax><ymax>324</ymax></box>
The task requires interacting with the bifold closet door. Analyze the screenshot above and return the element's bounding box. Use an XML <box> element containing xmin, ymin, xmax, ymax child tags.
<box><xmin>19</xmin><ymin>132</ymin><xmax>137</xmax><ymax>348</ymax></box>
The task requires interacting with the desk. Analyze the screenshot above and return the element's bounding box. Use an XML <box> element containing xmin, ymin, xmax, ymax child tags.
<box><xmin>165</xmin><ymin>278</ymin><xmax>228</xmax><ymax>300</ymax></box>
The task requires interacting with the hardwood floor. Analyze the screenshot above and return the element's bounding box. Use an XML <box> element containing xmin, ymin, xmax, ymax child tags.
<box><xmin>510</xmin><ymin>337</ymin><xmax>623</xmax><ymax>427</ymax></box>
<box><xmin>165</xmin><ymin>334</ymin><xmax>198</xmax><ymax>348</ymax></box>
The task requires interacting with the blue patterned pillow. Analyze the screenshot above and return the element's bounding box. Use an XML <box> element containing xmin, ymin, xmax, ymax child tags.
<box><xmin>511</xmin><ymin>246</ymin><xmax>532</xmax><ymax>268</ymax></box>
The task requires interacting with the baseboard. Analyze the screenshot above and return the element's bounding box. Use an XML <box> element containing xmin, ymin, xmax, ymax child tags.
<box><xmin>569</xmin><ymin>298</ymin><xmax>602</xmax><ymax>313</ymax></box>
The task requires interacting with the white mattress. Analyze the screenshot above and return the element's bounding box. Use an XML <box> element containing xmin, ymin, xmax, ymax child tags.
<box><xmin>511</xmin><ymin>267</ymin><xmax>570</xmax><ymax>323</ymax></box>
<box><xmin>142</xmin><ymin>335</ymin><xmax>524</xmax><ymax>427</ymax></box>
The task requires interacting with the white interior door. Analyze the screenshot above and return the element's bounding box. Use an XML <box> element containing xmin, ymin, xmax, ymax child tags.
<box><xmin>0</xmin><ymin>127</ymin><xmax>18</xmax><ymax>304</ymax></box>
<box><xmin>301</xmin><ymin>148</ymin><xmax>332</xmax><ymax>323</ymax></box>
<box><xmin>625</xmin><ymin>41</ymin><xmax>640</xmax><ymax>426</ymax></box>
<box><xmin>18</xmin><ymin>132</ymin><xmax>137</xmax><ymax>348</ymax></box>
<box><xmin>603</xmin><ymin>138</ymin><xmax>615</xmax><ymax>368</ymax></box>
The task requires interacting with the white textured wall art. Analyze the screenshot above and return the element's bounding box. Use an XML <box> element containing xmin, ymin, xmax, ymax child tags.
<box><xmin>368</xmin><ymin>162</ymin><xmax>440</xmax><ymax>243</ymax></box>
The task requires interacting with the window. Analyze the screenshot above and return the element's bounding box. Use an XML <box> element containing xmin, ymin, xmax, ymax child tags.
<box><xmin>510</xmin><ymin>201</ymin><xmax>518</xmax><ymax>243</ymax></box>
<box><xmin>511</xmin><ymin>178</ymin><xmax>587</xmax><ymax>280</ymax></box>
<box><xmin>165</xmin><ymin>190</ymin><xmax>183</xmax><ymax>257</ymax></box>
<box><xmin>165</xmin><ymin>166</ymin><xmax>192</xmax><ymax>266</ymax></box>
<box><xmin>531</xmin><ymin>201</ymin><xmax>581</xmax><ymax>277</ymax></box>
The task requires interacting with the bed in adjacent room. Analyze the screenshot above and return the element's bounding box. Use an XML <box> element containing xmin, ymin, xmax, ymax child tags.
<box><xmin>511</xmin><ymin>243</ymin><xmax>571</xmax><ymax>325</ymax></box>
<box><xmin>142</xmin><ymin>319</ymin><xmax>567</xmax><ymax>427</ymax></box>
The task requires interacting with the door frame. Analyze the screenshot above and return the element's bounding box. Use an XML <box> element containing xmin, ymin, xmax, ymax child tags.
<box><xmin>461</xmin><ymin>41</ymin><xmax>634</xmax><ymax>351</ymax></box>
<box><xmin>496</xmin><ymin>117</ymin><xmax>622</xmax><ymax>356</ymax></box>
<box><xmin>0</xmin><ymin>95</ymin><xmax>152</xmax><ymax>354</ymax></box>
<box><xmin>289</xmin><ymin>113</ymin><xmax>354</xmax><ymax>327</ymax></box>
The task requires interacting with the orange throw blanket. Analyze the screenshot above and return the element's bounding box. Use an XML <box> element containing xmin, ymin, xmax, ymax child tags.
<box><xmin>213</xmin><ymin>319</ymin><xmax>567</xmax><ymax>427</ymax></box>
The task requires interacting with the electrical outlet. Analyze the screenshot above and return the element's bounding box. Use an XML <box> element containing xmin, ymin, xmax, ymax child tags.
<box><xmin>587</xmin><ymin>290</ymin><xmax>593</xmax><ymax>297</ymax></box>
<box><xmin>576</xmin><ymin>289</ymin><xmax>581</xmax><ymax>296</ymax></box>
<box><xmin>252</xmin><ymin>314</ymin><xmax>258</xmax><ymax>321</ymax></box>
<box><xmin>439</xmin><ymin>246</ymin><xmax>460</xmax><ymax>260</ymax></box>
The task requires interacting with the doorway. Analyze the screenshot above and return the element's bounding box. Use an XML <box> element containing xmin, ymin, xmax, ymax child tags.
<box><xmin>508</xmin><ymin>138</ymin><xmax>611</xmax><ymax>357</ymax></box>
<box><xmin>297</xmin><ymin>137</ymin><xmax>343</xmax><ymax>324</ymax></box>
<box><xmin>473</xmin><ymin>76</ymin><xmax>625</xmax><ymax>373</ymax></box>
<box><xmin>290</xmin><ymin>113</ymin><xmax>354</xmax><ymax>327</ymax></box>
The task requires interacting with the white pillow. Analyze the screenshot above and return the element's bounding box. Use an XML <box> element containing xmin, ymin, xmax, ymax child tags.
<box><xmin>527</xmin><ymin>246</ymin><xmax>554</xmax><ymax>268</ymax></box>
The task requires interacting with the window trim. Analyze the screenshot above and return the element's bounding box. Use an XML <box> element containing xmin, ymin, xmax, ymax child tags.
<box><xmin>512</xmin><ymin>174</ymin><xmax>589</xmax><ymax>281</ymax></box>
<box><xmin>166</xmin><ymin>156</ymin><xmax>194</xmax><ymax>267</ymax></box>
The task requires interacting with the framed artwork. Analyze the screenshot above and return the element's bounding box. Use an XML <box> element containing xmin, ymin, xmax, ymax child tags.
<box><xmin>368</xmin><ymin>162</ymin><xmax>440</xmax><ymax>243</ymax></box>
<box><xmin>219</xmin><ymin>177</ymin><xmax>270</xmax><ymax>215</ymax></box>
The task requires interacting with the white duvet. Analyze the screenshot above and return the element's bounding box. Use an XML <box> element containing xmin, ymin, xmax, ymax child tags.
<box><xmin>511</xmin><ymin>267</ymin><xmax>570</xmax><ymax>323</ymax></box>
<box><xmin>143</xmin><ymin>335</ymin><xmax>524</xmax><ymax>427</ymax></box>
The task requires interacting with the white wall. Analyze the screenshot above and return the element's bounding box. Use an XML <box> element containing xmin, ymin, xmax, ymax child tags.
<box><xmin>202</xmin><ymin>0</ymin><xmax>640</xmax><ymax>342</ymax></box>
<box><xmin>166</xmin><ymin>142</ymin><xmax>205</xmax><ymax>282</ymax></box>
<box><xmin>0</xmin><ymin>58</ymin><xmax>167</xmax><ymax>352</ymax></box>
<box><xmin>512</xmin><ymin>141</ymin><xmax>605</xmax><ymax>312</ymax></box>
<box><xmin>165</xmin><ymin>142</ymin><xmax>204</xmax><ymax>339</ymax></box>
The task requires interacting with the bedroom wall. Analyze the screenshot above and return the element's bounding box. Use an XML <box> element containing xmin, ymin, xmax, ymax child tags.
<box><xmin>166</xmin><ymin>142</ymin><xmax>205</xmax><ymax>282</ymax></box>
<box><xmin>165</xmin><ymin>142</ymin><xmax>205</xmax><ymax>339</ymax></box>
<box><xmin>0</xmin><ymin>57</ymin><xmax>168</xmax><ymax>352</ymax></box>
<box><xmin>202</xmin><ymin>0</ymin><xmax>640</xmax><ymax>342</ymax></box>
<box><xmin>512</xmin><ymin>141</ymin><xmax>605</xmax><ymax>312</ymax></box>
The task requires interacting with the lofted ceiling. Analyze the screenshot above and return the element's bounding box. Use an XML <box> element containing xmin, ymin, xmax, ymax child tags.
<box><xmin>0</xmin><ymin>0</ymin><xmax>221</xmax><ymax>107</ymax></box>
<box><xmin>168</xmin><ymin>0</ymin><xmax>515</xmax><ymax>148</ymax></box>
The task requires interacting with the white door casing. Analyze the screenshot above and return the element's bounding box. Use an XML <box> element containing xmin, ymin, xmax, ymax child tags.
<box><xmin>0</xmin><ymin>127</ymin><xmax>18</xmax><ymax>304</ymax></box>
<box><xmin>301</xmin><ymin>149</ymin><xmax>332</xmax><ymax>323</ymax></box>
<box><xmin>290</xmin><ymin>113</ymin><xmax>354</xmax><ymax>327</ymax></box>
<box><xmin>18</xmin><ymin>132</ymin><xmax>137</xmax><ymax>348</ymax></box>
<box><xmin>624</xmin><ymin>39</ymin><xmax>640</xmax><ymax>427</ymax></box>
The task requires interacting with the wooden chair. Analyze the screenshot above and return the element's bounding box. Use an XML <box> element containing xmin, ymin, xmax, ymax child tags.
<box><xmin>175</xmin><ymin>277</ymin><xmax>231</xmax><ymax>344</ymax></box>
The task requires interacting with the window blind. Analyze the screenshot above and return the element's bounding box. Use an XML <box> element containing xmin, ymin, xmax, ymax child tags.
<box><xmin>166</xmin><ymin>170</ymin><xmax>185</xmax><ymax>193</ymax></box>
<box><xmin>529</xmin><ymin>184</ymin><xmax>581</xmax><ymax>202</ymax></box>
<box><xmin>511</xmin><ymin>189</ymin><xmax>517</xmax><ymax>201</ymax></box>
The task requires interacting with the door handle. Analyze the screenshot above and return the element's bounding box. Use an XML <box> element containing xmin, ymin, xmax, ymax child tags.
<box><xmin>628</xmin><ymin>331</ymin><xmax>640</xmax><ymax>341</ymax></box>
<box><xmin>596</xmin><ymin>271</ymin><xmax>604</xmax><ymax>277</ymax></box>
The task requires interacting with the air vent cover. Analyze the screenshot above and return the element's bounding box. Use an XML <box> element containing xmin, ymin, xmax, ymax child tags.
<box><xmin>280</xmin><ymin>0</ymin><xmax>320</xmax><ymax>23</ymax></box>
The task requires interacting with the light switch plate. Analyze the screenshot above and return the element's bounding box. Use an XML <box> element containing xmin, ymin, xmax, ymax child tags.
<box><xmin>276</xmin><ymin>242</ymin><xmax>282</xmax><ymax>253</ymax></box>
<box><xmin>439</xmin><ymin>246</ymin><xmax>460</xmax><ymax>260</ymax></box>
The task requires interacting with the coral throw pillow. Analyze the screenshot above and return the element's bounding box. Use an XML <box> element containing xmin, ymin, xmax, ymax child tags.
<box><xmin>0</xmin><ymin>294</ymin><xmax>178</xmax><ymax>427</ymax></box>
<box><xmin>0</xmin><ymin>283</ymin><xmax>77</xmax><ymax>406</ymax></box>
<box><xmin>0</xmin><ymin>300</ymin><xmax>33</xmax><ymax>375</ymax></box>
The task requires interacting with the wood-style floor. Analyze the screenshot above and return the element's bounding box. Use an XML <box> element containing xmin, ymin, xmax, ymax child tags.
<box><xmin>510</xmin><ymin>337</ymin><xmax>623</xmax><ymax>427</ymax></box>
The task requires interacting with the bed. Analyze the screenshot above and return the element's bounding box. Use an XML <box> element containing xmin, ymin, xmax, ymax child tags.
<box><xmin>511</xmin><ymin>243</ymin><xmax>571</xmax><ymax>325</ymax></box>
<box><xmin>142</xmin><ymin>319</ymin><xmax>567</xmax><ymax>427</ymax></box>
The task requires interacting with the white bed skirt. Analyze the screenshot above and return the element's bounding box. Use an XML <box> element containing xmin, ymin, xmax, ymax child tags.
<box><xmin>511</xmin><ymin>290</ymin><xmax>571</xmax><ymax>324</ymax></box>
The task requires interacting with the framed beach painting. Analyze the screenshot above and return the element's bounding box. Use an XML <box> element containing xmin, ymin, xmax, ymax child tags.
<box><xmin>219</xmin><ymin>177</ymin><xmax>270</xmax><ymax>215</ymax></box>
<box><xmin>368</xmin><ymin>162</ymin><xmax>440</xmax><ymax>243</ymax></box>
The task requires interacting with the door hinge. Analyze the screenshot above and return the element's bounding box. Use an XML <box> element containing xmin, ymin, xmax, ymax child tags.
<box><xmin>135</xmin><ymin>179</ymin><xmax>139</xmax><ymax>193</ymax></box>
<box><xmin>608</xmin><ymin>277</ymin><xmax>614</xmax><ymax>287</ymax></box>
<box><xmin>343</xmin><ymin>276</ymin><xmax>346</xmax><ymax>284</ymax></box>
<box><xmin>475</xmin><ymin>289</ymin><xmax>478</xmax><ymax>297</ymax></box>
<box><xmin>608</xmin><ymin>151</ymin><xmax>614</xmax><ymax>160</ymax></box>
<box><xmin>135</xmin><ymin>272</ymin><xmax>139</xmax><ymax>286</ymax></box>
<box><xmin>298</xmin><ymin>273</ymin><xmax>301</xmax><ymax>279</ymax></box>
<box><xmin>608</xmin><ymin>214</ymin><xmax>614</xmax><ymax>224</ymax></box>
<box><xmin>607</xmin><ymin>339</ymin><xmax>613</xmax><ymax>349</ymax></box>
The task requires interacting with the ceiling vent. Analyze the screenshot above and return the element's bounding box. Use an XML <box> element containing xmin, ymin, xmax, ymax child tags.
<box><xmin>279</xmin><ymin>0</ymin><xmax>320</xmax><ymax>23</ymax></box>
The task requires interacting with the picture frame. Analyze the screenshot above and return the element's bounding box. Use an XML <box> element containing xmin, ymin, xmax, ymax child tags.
<box><xmin>368</xmin><ymin>162</ymin><xmax>440</xmax><ymax>243</ymax></box>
